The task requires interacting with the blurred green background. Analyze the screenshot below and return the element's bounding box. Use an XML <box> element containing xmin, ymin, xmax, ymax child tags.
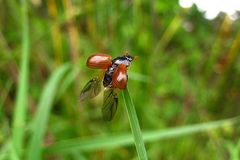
<box><xmin>1</xmin><ymin>0</ymin><xmax>240</xmax><ymax>159</ymax></box>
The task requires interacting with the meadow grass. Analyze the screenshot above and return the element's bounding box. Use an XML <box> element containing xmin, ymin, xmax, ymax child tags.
<box><xmin>122</xmin><ymin>88</ymin><xmax>148</xmax><ymax>160</ymax></box>
<box><xmin>11</xmin><ymin>0</ymin><xmax>29</xmax><ymax>158</ymax></box>
<box><xmin>27</xmin><ymin>64</ymin><xmax>70</xmax><ymax>160</ymax></box>
<box><xmin>44</xmin><ymin>116</ymin><xmax>240</xmax><ymax>154</ymax></box>
<box><xmin>1</xmin><ymin>1</ymin><xmax>240</xmax><ymax>159</ymax></box>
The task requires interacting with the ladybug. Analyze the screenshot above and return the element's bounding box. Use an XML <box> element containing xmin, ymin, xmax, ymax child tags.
<box><xmin>80</xmin><ymin>52</ymin><xmax>135</xmax><ymax>121</ymax></box>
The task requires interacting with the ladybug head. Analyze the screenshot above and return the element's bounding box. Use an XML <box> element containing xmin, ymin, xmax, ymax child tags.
<box><xmin>125</xmin><ymin>54</ymin><xmax>134</xmax><ymax>62</ymax></box>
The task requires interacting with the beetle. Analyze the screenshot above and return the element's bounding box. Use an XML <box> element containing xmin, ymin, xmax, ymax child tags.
<box><xmin>80</xmin><ymin>52</ymin><xmax>135</xmax><ymax>121</ymax></box>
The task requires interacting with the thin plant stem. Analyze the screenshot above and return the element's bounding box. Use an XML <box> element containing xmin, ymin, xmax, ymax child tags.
<box><xmin>43</xmin><ymin>116</ymin><xmax>240</xmax><ymax>154</ymax></box>
<box><xmin>12</xmin><ymin>0</ymin><xmax>29</xmax><ymax>157</ymax></box>
<box><xmin>122</xmin><ymin>88</ymin><xmax>148</xmax><ymax>160</ymax></box>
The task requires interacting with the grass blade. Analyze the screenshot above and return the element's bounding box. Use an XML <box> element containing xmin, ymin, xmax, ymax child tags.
<box><xmin>26</xmin><ymin>64</ymin><xmax>70</xmax><ymax>160</ymax></box>
<box><xmin>56</xmin><ymin>67</ymin><xmax>79</xmax><ymax>100</ymax></box>
<box><xmin>11</xmin><ymin>0</ymin><xmax>29</xmax><ymax>157</ymax></box>
<box><xmin>43</xmin><ymin>116</ymin><xmax>240</xmax><ymax>153</ymax></box>
<box><xmin>122</xmin><ymin>88</ymin><xmax>148</xmax><ymax>160</ymax></box>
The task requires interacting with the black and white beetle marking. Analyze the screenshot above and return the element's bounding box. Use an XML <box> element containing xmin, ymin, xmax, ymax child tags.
<box><xmin>103</xmin><ymin>55</ymin><xmax>134</xmax><ymax>88</ymax></box>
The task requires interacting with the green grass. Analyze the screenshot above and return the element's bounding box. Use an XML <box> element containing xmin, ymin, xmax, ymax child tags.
<box><xmin>27</xmin><ymin>64</ymin><xmax>70</xmax><ymax>160</ymax></box>
<box><xmin>0</xmin><ymin>140</ymin><xmax>11</xmax><ymax>160</ymax></box>
<box><xmin>122</xmin><ymin>88</ymin><xmax>148</xmax><ymax>160</ymax></box>
<box><xmin>0</xmin><ymin>81</ymin><xmax>12</xmax><ymax>119</ymax></box>
<box><xmin>44</xmin><ymin>116</ymin><xmax>240</xmax><ymax>153</ymax></box>
<box><xmin>11</xmin><ymin>0</ymin><xmax>29</xmax><ymax>158</ymax></box>
<box><xmin>1</xmin><ymin>0</ymin><xmax>240</xmax><ymax>159</ymax></box>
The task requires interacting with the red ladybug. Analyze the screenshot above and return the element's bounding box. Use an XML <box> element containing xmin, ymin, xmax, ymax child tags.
<box><xmin>80</xmin><ymin>52</ymin><xmax>135</xmax><ymax>121</ymax></box>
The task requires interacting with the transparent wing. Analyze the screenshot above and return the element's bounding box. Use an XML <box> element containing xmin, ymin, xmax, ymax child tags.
<box><xmin>102</xmin><ymin>88</ymin><xmax>118</xmax><ymax>121</ymax></box>
<box><xmin>79</xmin><ymin>77</ymin><xmax>102</xmax><ymax>101</ymax></box>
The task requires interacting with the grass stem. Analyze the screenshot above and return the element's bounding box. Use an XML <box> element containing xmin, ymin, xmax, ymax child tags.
<box><xmin>122</xmin><ymin>88</ymin><xmax>148</xmax><ymax>160</ymax></box>
<box><xmin>43</xmin><ymin>116</ymin><xmax>240</xmax><ymax>154</ymax></box>
<box><xmin>27</xmin><ymin>64</ymin><xmax>70</xmax><ymax>160</ymax></box>
<box><xmin>12</xmin><ymin>0</ymin><xmax>29</xmax><ymax>157</ymax></box>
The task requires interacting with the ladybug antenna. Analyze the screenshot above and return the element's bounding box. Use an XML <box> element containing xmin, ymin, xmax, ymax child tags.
<box><xmin>133</xmin><ymin>56</ymin><xmax>139</xmax><ymax>60</ymax></box>
<box><xmin>123</xmin><ymin>51</ymin><xmax>137</xmax><ymax>61</ymax></box>
<box><xmin>124</xmin><ymin>51</ymin><xmax>129</xmax><ymax>56</ymax></box>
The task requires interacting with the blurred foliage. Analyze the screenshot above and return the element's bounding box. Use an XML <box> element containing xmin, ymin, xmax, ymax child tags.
<box><xmin>1</xmin><ymin>0</ymin><xmax>240</xmax><ymax>159</ymax></box>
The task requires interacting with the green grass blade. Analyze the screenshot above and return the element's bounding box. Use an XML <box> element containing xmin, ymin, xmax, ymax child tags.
<box><xmin>142</xmin><ymin>116</ymin><xmax>240</xmax><ymax>141</ymax></box>
<box><xmin>9</xmin><ymin>141</ymin><xmax>20</xmax><ymax>160</ymax></box>
<box><xmin>122</xmin><ymin>88</ymin><xmax>148</xmax><ymax>160</ymax></box>
<box><xmin>43</xmin><ymin>116</ymin><xmax>240</xmax><ymax>154</ymax></box>
<box><xmin>26</xmin><ymin>64</ymin><xmax>70</xmax><ymax>160</ymax></box>
<box><xmin>44</xmin><ymin>134</ymin><xmax>133</xmax><ymax>153</ymax></box>
<box><xmin>11</xmin><ymin>0</ymin><xmax>29</xmax><ymax>157</ymax></box>
<box><xmin>56</xmin><ymin>67</ymin><xmax>79</xmax><ymax>100</ymax></box>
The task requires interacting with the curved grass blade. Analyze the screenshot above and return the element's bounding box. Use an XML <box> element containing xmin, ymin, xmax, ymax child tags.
<box><xmin>56</xmin><ymin>66</ymin><xmax>79</xmax><ymax>100</ymax></box>
<box><xmin>43</xmin><ymin>116</ymin><xmax>240</xmax><ymax>153</ymax></box>
<box><xmin>26</xmin><ymin>64</ymin><xmax>70</xmax><ymax>160</ymax></box>
<box><xmin>122</xmin><ymin>87</ymin><xmax>148</xmax><ymax>160</ymax></box>
<box><xmin>79</xmin><ymin>77</ymin><xmax>101</xmax><ymax>101</ymax></box>
<box><xmin>102</xmin><ymin>88</ymin><xmax>118</xmax><ymax>121</ymax></box>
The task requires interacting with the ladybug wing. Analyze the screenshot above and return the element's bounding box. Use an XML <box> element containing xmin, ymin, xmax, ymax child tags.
<box><xmin>102</xmin><ymin>88</ymin><xmax>118</xmax><ymax>121</ymax></box>
<box><xmin>87</xmin><ymin>54</ymin><xmax>112</xmax><ymax>69</ymax></box>
<box><xmin>112</xmin><ymin>64</ymin><xmax>128</xmax><ymax>89</ymax></box>
<box><xmin>79</xmin><ymin>77</ymin><xmax>102</xmax><ymax>101</ymax></box>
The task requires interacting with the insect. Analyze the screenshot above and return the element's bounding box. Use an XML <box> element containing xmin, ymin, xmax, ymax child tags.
<box><xmin>79</xmin><ymin>52</ymin><xmax>136</xmax><ymax>121</ymax></box>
